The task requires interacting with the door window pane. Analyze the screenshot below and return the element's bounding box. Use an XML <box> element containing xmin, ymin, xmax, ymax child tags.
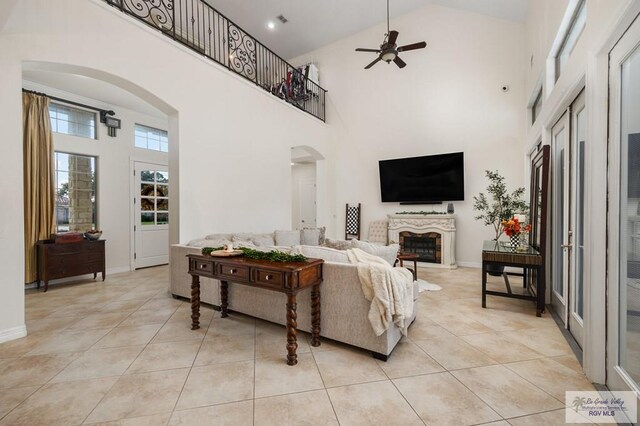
<box><xmin>141</xmin><ymin>212</ymin><xmax>155</xmax><ymax>225</ymax></box>
<box><xmin>620</xmin><ymin>43</ymin><xmax>640</xmax><ymax>385</ymax></box>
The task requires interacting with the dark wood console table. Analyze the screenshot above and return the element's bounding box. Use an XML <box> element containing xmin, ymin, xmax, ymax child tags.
<box><xmin>36</xmin><ymin>239</ymin><xmax>106</xmax><ymax>292</ymax></box>
<box><xmin>481</xmin><ymin>240</ymin><xmax>545</xmax><ymax>317</ymax></box>
<box><xmin>187</xmin><ymin>254</ymin><xmax>324</xmax><ymax>366</ymax></box>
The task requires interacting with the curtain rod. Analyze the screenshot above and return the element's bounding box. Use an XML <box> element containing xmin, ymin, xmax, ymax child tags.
<box><xmin>22</xmin><ymin>88</ymin><xmax>115</xmax><ymax>115</ymax></box>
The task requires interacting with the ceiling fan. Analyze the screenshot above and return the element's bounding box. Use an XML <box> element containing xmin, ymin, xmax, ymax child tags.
<box><xmin>355</xmin><ymin>0</ymin><xmax>427</xmax><ymax>69</ymax></box>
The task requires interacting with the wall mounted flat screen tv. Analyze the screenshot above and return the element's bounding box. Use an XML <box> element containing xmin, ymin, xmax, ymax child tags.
<box><xmin>379</xmin><ymin>152</ymin><xmax>465</xmax><ymax>203</ymax></box>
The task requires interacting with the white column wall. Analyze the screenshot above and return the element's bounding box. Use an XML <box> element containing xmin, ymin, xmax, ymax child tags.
<box><xmin>292</xmin><ymin>4</ymin><xmax>528</xmax><ymax>266</ymax></box>
<box><xmin>0</xmin><ymin>0</ymin><xmax>330</xmax><ymax>341</ymax></box>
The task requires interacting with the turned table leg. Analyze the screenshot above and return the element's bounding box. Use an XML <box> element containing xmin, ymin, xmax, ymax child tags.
<box><xmin>190</xmin><ymin>274</ymin><xmax>200</xmax><ymax>330</ymax></box>
<box><xmin>286</xmin><ymin>293</ymin><xmax>298</xmax><ymax>366</ymax></box>
<box><xmin>220</xmin><ymin>280</ymin><xmax>229</xmax><ymax>318</ymax></box>
<box><xmin>310</xmin><ymin>285</ymin><xmax>321</xmax><ymax>347</ymax></box>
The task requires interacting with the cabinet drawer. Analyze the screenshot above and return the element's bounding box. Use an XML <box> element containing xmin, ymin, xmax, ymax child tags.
<box><xmin>192</xmin><ymin>259</ymin><xmax>214</xmax><ymax>274</ymax></box>
<box><xmin>253</xmin><ymin>269</ymin><xmax>283</xmax><ymax>289</ymax></box>
<box><xmin>85</xmin><ymin>252</ymin><xmax>104</xmax><ymax>263</ymax></box>
<box><xmin>217</xmin><ymin>264</ymin><xmax>249</xmax><ymax>280</ymax></box>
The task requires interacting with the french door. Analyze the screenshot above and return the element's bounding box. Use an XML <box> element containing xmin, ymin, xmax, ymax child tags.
<box><xmin>133</xmin><ymin>162</ymin><xmax>169</xmax><ymax>269</ymax></box>
<box><xmin>551</xmin><ymin>112</ymin><xmax>570</xmax><ymax>324</ymax></box>
<box><xmin>607</xmin><ymin>13</ymin><xmax>640</xmax><ymax>394</ymax></box>
<box><xmin>551</xmin><ymin>92</ymin><xmax>586</xmax><ymax>348</ymax></box>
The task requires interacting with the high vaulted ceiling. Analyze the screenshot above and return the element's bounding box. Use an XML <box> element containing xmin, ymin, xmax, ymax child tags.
<box><xmin>205</xmin><ymin>0</ymin><xmax>529</xmax><ymax>59</ymax></box>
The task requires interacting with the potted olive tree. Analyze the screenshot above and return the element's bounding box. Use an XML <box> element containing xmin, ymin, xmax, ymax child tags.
<box><xmin>473</xmin><ymin>170</ymin><xmax>528</xmax><ymax>275</ymax></box>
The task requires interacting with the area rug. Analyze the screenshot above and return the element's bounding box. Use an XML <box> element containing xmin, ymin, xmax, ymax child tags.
<box><xmin>416</xmin><ymin>279</ymin><xmax>442</xmax><ymax>292</ymax></box>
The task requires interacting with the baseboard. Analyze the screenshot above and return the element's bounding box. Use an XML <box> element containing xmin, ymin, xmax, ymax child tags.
<box><xmin>24</xmin><ymin>265</ymin><xmax>132</xmax><ymax>289</ymax></box>
<box><xmin>457</xmin><ymin>261</ymin><xmax>481</xmax><ymax>268</ymax></box>
<box><xmin>0</xmin><ymin>325</ymin><xmax>27</xmax><ymax>344</ymax></box>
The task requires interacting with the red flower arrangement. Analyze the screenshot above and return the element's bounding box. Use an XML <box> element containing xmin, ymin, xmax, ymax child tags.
<box><xmin>501</xmin><ymin>216</ymin><xmax>532</xmax><ymax>237</ymax></box>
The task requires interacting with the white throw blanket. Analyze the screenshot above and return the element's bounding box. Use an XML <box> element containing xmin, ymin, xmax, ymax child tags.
<box><xmin>346</xmin><ymin>248</ymin><xmax>414</xmax><ymax>336</ymax></box>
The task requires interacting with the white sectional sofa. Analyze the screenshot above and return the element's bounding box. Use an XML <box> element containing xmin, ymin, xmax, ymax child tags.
<box><xmin>169</xmin><ymin>231</ymin><xmax>417</xmax><ymax>360</ymax></box>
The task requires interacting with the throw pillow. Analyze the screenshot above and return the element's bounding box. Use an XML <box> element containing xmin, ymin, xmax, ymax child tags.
<box><xmin>275</xmin><ymin>230</ymin><xmax>301</xmax><ymax>246</ymax></box>
<box><xmin>301</xmin><ymin>228</ymin><xmax>321</xmax><ymax>246</ymax></box>
<box><xmin>323</xmin><ymin>238</ymin><xmax>355</xmax><ymax>251</ymax></box>
<box><xmin>306</xmin><ymin>226</ymin><xmax>326</xmax><ymax>244</ymax></box>
<box><xmin>351</xmin><ymin>239</ymin><xmax>400</xmax><ymax>266</ymax></box>
<box><xmin>251</xmin><ymin>233</ymin><xmax>276</xmax><ymax>247</ymax></box>
<box><xmin>293</xmin><ymin>245</ymin><xmax>349</xmax><ymax>263</ymax></box>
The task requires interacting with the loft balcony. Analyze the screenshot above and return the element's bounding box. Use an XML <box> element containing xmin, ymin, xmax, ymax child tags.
<box><xmin>103</xmin><ymin>0</ymin><xmax>327</xmax><ymax>122</ymax></box>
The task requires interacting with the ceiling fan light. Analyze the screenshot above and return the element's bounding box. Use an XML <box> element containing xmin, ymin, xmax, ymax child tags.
<box><xmin>381</xmin><ymin>51</ymin><xmax>396</xmax><ymax>62</ymax></box>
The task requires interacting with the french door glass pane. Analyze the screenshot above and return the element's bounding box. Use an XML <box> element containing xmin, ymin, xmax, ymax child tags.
<box><xmin>554</xmin><ymin>131</ymin><xmax>566</xmax><ymax>297</ymax></box>
<box><xmin>620</xmin><ymin>43</ymin><xmax>640</xmax><ymax>385</ymax></box>
<box><xmin>575</xmin><ymin>107</ymin><xmax>586</xmax><ymax>319</ymax></box>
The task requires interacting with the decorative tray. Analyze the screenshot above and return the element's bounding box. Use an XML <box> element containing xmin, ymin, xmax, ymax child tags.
<box><xmin>209</xmin><ymin>250</ymin><xmax>244</xmax><ymax>257</ymax></box>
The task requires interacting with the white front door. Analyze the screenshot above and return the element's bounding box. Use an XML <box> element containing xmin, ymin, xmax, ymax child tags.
<box><xmin>607</xmin><ymin>12</ymin><xmax>640</xmax><ymax>395</ymax></box>
<box><xmin>133</xmin><ymin>162</ymin><xmax>169</xmax><ymax>269</ymax></box>
<box><xmin>299</xmin><ymin>178</ymin><xmax>316</xmax><ymax>229</ymax></box>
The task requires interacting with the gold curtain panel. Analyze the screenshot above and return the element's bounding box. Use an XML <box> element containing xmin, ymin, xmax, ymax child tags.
<box><xmin>23</xmin><ymin>93</ymin><xmax>56</xmax><ymax>284</ymax></box>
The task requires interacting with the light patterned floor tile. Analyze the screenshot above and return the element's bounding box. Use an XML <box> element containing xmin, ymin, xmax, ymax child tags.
<box><xmin>169</xmin><ymin>400</ymin><xmax>253</xmax><ymax>425</ymax></box>
<box><xmin>51</xmin><ymin>345</ymin><xmax>144</xmax><ymax>382</ymax></box>
<box><xmin>85</xmin><ymin>369</ymin><xmax>189</xmax><ymax>423</ymax></box>
<box><xmin>176</xmin><ymin>360</ymin><xmax>254</xmax><ymax>409</ymax></box>
<box><xmin>313</xmin><ymin>347</ymin><xmax>387</xmax><ymax>388</ymax></box>
<box><xmin>255</xmin><ymin>353</ymin><xmax>324</xmax><ymax>398</ymax></box>
<box><xmin>375</xmin><ymin>340</ymin><xmax>444</xmax><ymax>379</ymax></box>
<box><xmin>254</xmin><ymin>390</ymin><xmax>338</xmax><ymax>426</ymax></box>
<box><xmin>327</xmin><ymin>381</ymin><xmax>423</xmax><ymax>426</ymax></box>
<box><xmin>414</xmin><ymin>335</ymin><xmax>497</xmax><ymax>370</ymax></box>
<box><xmin>0</xmin><ymin>377</ymin><xmax>117</xmax><ymax>425</ymax></box>
<box><xmin>452</xmin><ymin>365</ymin><xmax>564</xmax><ymax>418</ymax></box>
<box><xmin>394</xmin><ymin>372</ymin><xmax>502</xmax><ymax>425</ymax></box>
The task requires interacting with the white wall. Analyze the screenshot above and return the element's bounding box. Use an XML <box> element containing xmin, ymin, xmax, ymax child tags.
<box><xmin>0</xmin><ymin>0</ymin><xmax>330</xmax><ymax>340</ymax></box>
<box><xmin>293</xmin><ymin>4</ymin><xmax>527</xmax><ymax>266</ymax></box>
<box><xmin>22</xmin><ymin>80</ymin><xmax>169</xmax><ymax>275</ymax></box>
<box><xmin>522</xmin><ymin>0</ymin><xmax>632</xmax><ymax>384</ymax></box>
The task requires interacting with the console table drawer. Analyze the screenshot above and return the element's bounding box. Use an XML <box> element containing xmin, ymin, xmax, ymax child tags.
<box><xmin>253</xmin><ymin>269</ymin><xmax>283</xmax><ymax>289</ymax></box>
<box><xmin>217</xmin><ymin>264</ymin><xmax>249</xmax><ymax>280</ymax></box>
<box><xmin>192</xmin><ymin>259</ymin><xmax>214</xmax><ymax>274</ymax></box>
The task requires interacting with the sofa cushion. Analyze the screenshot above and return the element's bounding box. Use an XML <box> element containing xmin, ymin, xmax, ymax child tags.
<box><xmin>294</xmin><ymin>245</ymin><xmax>349</xmax><ymax>263</ymax></box>
<box><xmin>205</xmin><ymin>233</ymin><xmax>233</xmax><ymax>240</ymax></box>
<box><xmin>275</xmin><ymin>230</ymin><xmax>301</xmax><ymax>246</ymax></box>
<box><xmin>301</xmin><ymin>228</ymin><xmax>320</xmax><ymax>246</ymax></box>
<box><xmin>351</xmin><ymin>240</ymin><xmax>399</xmax><ymax>266</ymax></box>
<box><xmin>251</xmin><ymin>233</ymin><xmax>276</xmax><ymax>247</ymax></box>
<box><xmin>303</xmin><ymin>226</ymin><xmax>326</xmax><ymax>245</ymax></box>
<box><xmin>186</xmin><ymin>238</ymin><xmax>214</xmax><ymax>248</ymax></box>
<box><xmin>323</xmin><ymin>238</ymin><xmax>354</xmax><ymax>251</ymax></box>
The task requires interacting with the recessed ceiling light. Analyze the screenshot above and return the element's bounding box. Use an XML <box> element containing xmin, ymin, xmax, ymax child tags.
<box><xmin>267</xmin><ymin>21</ymin><xmax>275</xmax><ymax>30</ymax></box>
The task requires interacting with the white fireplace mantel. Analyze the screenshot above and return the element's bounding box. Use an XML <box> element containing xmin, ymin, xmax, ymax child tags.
<box><xmin>387</xmin><ymin>214</ymin><xmax>457</xmax><ymax>269</ymax></box>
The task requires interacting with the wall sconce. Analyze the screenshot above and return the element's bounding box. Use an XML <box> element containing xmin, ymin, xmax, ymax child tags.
<box><xmin>100</xmin><ymin>110</ymin><xmax>121</xmax><ymax>137</ymax></box>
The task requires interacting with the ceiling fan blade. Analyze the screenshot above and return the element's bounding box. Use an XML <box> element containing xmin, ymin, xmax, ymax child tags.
<box><xmin>398</xmin><ymin>41</ymin><xmax>426</xmax><ymax>52</ymax></box>
<box><xmin>387</xmin><ymin>30</ymin><xmax>399</xmax><ymax>46</ymax></box>
<box><xmin>364</xmin><ymin>57</ymin><xmax>382</xmax><ymax>69</ymax></box>
<box><xmin>394</xmin><ymin>56</ymin><xmax>407</xmax><ymax>69</ymax></box>
<box><xmin>355</xmin><ymin>48</ymin><xmax>381</xmax><ymax>53</ymax></box>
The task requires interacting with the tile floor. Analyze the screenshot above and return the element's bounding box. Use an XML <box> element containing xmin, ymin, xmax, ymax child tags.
<box><xmin>0</xmin><ymin>265</ymin><xmax>597</xmax><ymax>425</ymax></box>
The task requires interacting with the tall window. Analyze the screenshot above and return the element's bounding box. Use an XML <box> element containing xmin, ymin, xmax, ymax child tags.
<box><xmin>55</xmin><ymin>152</ymin><xmax>97</xmax><ymax>233</ymax></box>
<box><xmin>531</xmin><ymin>87</ymin><xmax>543</xmax><ymax>125</ymax></box>
<box><xmin>135</xmin><ymin>124</ymin><xmax>168</xmax><ymax>152</ymax></box>
<box><xmin>49</xmin><ymin>103</ymin><xmax>96</xmax><ymax>139</ymax></box>
<box><xmin>555</xmin><ymin>0</ymin><xmax>586</xmax><ymax>81</ymax></box>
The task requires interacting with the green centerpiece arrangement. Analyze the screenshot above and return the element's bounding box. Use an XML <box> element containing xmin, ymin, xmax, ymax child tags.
<box><xmin>201</xmin><ymin>246</ymin><xmax>308</xmax><ymax>262</ymax></box>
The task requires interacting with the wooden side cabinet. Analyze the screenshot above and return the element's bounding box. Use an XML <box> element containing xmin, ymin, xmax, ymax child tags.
<box><xmin>36</xmin><ymin>240</ymin><xmax>106</xmax><ymax>292</ymax></box>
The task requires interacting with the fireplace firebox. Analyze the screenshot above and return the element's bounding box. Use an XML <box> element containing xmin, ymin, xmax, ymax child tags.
<box><xmin>399</xmin><ymin>232</ymin><xmax>442</xmax><ymax>263</ymax></box>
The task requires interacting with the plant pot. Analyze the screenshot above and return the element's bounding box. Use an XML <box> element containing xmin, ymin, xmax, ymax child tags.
<box><xmin>486</xmin><ymin>263</ymin><xmax>505</xmax><ymax>276</ymax></box>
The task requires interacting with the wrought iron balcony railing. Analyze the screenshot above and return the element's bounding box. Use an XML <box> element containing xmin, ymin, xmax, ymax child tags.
<box><xmin>103</xmin><ymin>0</ymin><xmax>327</xmax><ymax>122</ymax></box>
